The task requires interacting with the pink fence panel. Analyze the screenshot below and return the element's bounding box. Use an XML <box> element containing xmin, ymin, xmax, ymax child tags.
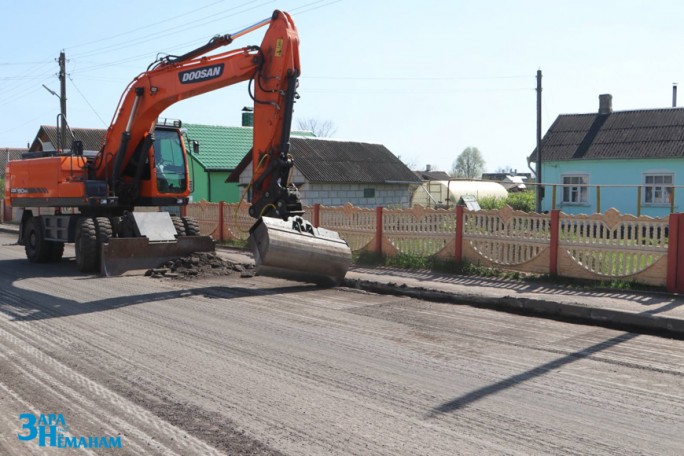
<box><xmin>318</xmin><ymin>203</ymin><xmax>375</xmax><ymax>252</ymax></box>
<box><xmin>383</xmin><ymin>205</ymin><xmax>456</xmax><ymax>257</ymax></box>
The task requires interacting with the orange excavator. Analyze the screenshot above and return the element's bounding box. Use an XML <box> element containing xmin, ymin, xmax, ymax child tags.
<box><xmin>4</xmin><ymin>10</ymin><xmax>351</xmax><ymax>285</ymax></box>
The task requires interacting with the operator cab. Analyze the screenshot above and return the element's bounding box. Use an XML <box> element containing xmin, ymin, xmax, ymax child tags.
<box><xmin>153</xmin><ymin>127</ymin><xmax>187</xmax><ymax>194</ymax></box>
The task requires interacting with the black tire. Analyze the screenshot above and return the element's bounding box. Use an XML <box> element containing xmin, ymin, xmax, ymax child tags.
<box><xmin>24</xmin><ymin>217</ymin><xmax>52</xmax><ymax>263</ymax></box>
<box><xmin>182</xmin><ymin>216</ymin><xmax>201</xmax><ymax>236</ymax></box>
<box><xmin>171</xmin><ymin>215</ymin><xmax>186</xmax><ymax>236</ymax></box>
<box><xmin>48</xmin><ymin>242</ymin><xmax>65</xmax><ymax>262</ymax></box>
<box><xmin>75</xmin><ymin>218</ymin><xmax>98</xmax><ymax>272</ymax></box>
<box><xmin>76</xmin><ymin>217</ymin><xmax>113</xmax><ymax>273</ymax></box>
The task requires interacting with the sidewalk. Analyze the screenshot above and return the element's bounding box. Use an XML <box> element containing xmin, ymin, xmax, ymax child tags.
<box><xmin>3</xmin><ymin>222</ymin><xmax>683</xmax><ymax>338</ymax></box>
<box><xmin>211</xmin><ymin>239</ymin><xmax>684</xmax><ymax>338</ymax></box>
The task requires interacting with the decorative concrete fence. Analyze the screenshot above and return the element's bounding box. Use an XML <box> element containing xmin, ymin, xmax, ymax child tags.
<box><xmin>185</xmin><ymin>201</ymin><xmax>683</xmax><ymax>292</ymax></box>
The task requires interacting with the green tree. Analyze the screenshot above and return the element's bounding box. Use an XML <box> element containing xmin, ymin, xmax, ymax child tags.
<box><xmin>451</xmin><ymin>147</ymin><xmax>485</xmax><ymax>179</ymax></box>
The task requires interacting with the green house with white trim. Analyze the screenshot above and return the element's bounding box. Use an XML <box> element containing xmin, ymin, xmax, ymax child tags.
<box><xmin>184</xmin><ymin>116</ymin><xmax>314</xmax><ymax>203</ymax></box>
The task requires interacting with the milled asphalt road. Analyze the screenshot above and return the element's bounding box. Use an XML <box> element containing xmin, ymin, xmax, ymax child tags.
<box><xmin>3</xmin><ymin>222</ymin><xmax>684</xmax><ymax>338</ymax></box>
<box><xmin>217</xmin><ymin>236</ymin><xmax>684</xmax><ymax>339</ymax></box>
<box><xmin>2</xmin><ymin>230</ymin><xmax>684</xmax><ymax>455</ymax></box>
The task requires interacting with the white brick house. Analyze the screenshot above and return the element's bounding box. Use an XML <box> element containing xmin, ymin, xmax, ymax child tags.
<box><xmin>228</xmin><ymin>137</ymin><xmax>421</xmax><ymax>208</ymax></box>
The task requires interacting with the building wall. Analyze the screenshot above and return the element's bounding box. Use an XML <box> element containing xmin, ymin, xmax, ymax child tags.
<box><xmin>188</xmin><ymin>156</ymin><xmax>240</xmax><ymax>203</ymax></box>
<box><xmin>208</xmin><ymin>171</ymin><xmax>240</xmax><ymax>203</ymax></box>
<box><xmin>299</xmin><ymin>183</ymin><xmax>411</xmax><ymax>208</ymax></box>
<box><xmin>542</xmin><ymin>158</ymin><xmax>683</xmax><ymax>217</ymax></box>
<box><xmin>238</xmin><ymin>165</ymin><xmax>412</xmax><ymax>208</ymax></box>
<box><xmin>188</xmin><ymin>157</ymin><xmax>209</xmax><ymax>202</ymax></box>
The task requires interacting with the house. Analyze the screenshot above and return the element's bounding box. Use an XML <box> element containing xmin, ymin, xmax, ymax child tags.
<box><xmin>183</xmin><ymin>121</ymin><xmax>314</xmax><ymax>203</ymax></box>
<box><xmin>1</xmin><ymin>148</ymin><xmax>27</xmax><ymax>177</ymax></box>
<box><xmin>228</xmin><ymin>137</ymin><xmax>422</xmax><ymax>208</ymax></box>
<box><xmin>530</xmin><ymin>94</ymin><xmax>684</xmax><ymax>217</ymax></box>
<box><xmin>481</xmin><ymin>171</ymin><xmax>532</xmax><ymax>182</ymax></box>
<box><xmin>29</xmin><ymin>125</ymin><xmax>105</xmax><ymax>155</ymax></box>
<box><xmin>482</xmin><ymin>172</ymin><xmax>530</xmax><ymax>192</ymax></box>
<box><xmin>414</xmin><ymin>165</ymin><xmax>451</xmax><ymax>181</ymax></box>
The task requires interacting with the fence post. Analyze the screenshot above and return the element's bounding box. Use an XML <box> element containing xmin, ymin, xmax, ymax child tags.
<box><xmin>455</xmin><ymin>205</ymin><xmax>464</xmax><ymax>263</ymax></box>
<box><xmin>375</xmin><ymin>206</ymin><xmax>383</xmax><ymax>255</ymax></box>
<box><xmin>667</xmin><ymin>213</ymin><xmax>681</xmax><ymax>293</ymax></box>
<box><xmin>218</xmin><ymin>201</ymin><xmax>225</xmax><ymax>242</ymax></box>
<box><xmin>549</xmin><ymin>209</ymin><xmax>560</xmax><ymax>276</ymax></box>
<box><xmin>313</xmin><ymin>203</ymin><xmax>320</xmax><ymax>228</ymax></box>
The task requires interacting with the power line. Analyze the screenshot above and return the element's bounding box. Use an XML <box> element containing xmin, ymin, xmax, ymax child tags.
<box><xmin>290</xmin><ymin>0</ymin><xmax>342</xmax><ymax>15</ymax></box>
<box><xmin>68</xmin><ymin>75</ymin><xmax>108</xmax><ymax>127</ymax></box>
<box><xmin>68</xmin><ymin>0</ymin><xmax>272</xmax><ymax>60</ymax></box>
<box><xmin>68</xmin><ymin>0</ymin><xmax>340</xmax><ymax>68</ymax></box>
<box><xmin>0</xmin><ymin>60</ymin><xmax>53</xmax><ymax>66</ymax></box>
<box><xmin>0</xmin><ymin>108</ymin><xmax>55</xmax><ymax>136</ymax></box>
<box><xmin>302</xmin><ymin>74</ymin><xmax>531</xmax><ymax>81</ymax></box>
<box><xmin>64</xmin><ymin>0</ymin><xmax>228</xmax><ymax>52</ymax></box>
<box><xmin>0</xmin><ymin>62</ymin><xmax>54</xmax><ymax>98</ymax></box>
<box><xmin>300</xmin><ymin>87</ymin><xmax>533</xmax><ymax>95</ymax></box>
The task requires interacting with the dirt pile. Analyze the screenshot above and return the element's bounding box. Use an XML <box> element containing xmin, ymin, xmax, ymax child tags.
<box><xmin>146</xmin><ymin>252</ymin><xmax>255</xmax><ymax>280</ymax></box>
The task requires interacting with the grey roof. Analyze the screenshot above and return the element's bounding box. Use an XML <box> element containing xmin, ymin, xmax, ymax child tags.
<box><xmin>415</xmin><ymin>170</ymin><xmax>451</xmax><ymax>181</ymax></box>
<box><xmin>530</xmin><ymin>108</ymin><xmax>684</xmax><ymax>162</ymax></box>
<box><xmin>228</xmin><ymin>137</ymin><xmax>421</xmax><ymax>184</ymax></box>
<box><xmin>0</xmin><ymin>148</ymin><xmax>27</xmax><ymax>176</ymax></box>
<box><xmin>30</xmin><ymin>125</ymin><xmax>106</xmax><ymax>152</ymax></box>
<box><xmin>291</xmin><ymin>137</ymin><xmax>421</xmax><ymax>183</ymax></box>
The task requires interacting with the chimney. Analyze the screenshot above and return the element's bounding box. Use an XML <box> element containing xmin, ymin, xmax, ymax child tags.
<box><xmin>673</xmin><ymin>83</ymin><xmax>678</xmax><ymax>108</ymax></box>
<box><xmin>241</xmin><ymin>106</ymin><xmax>254</xmax><ymax>127</ymax></box>
<box><xmin>425</xmin><ymin>164</ymin><xmax>432</xmax><ymax>172</ymax></box>
<box><xmin>598</xmin><ymin>94</ymin><xmax>613</xmax><ymax>114</ymax></box>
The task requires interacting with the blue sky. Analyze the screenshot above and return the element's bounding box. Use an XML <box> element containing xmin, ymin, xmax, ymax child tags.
<box><xmin>1</xmin><ymin>0</ymin><xmax>682</xmax><ymax>175</ymax></box>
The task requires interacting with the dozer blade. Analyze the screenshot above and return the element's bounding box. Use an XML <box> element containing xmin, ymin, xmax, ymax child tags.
<box><xmin>101</xmin><ymin>236</ymin><xmax>216</xmax><ymax>276</ymax></box>
<box><xmin>248</xmin><ymin>216</ymin><xmax>352</xmax><ymax>286</ymax></box>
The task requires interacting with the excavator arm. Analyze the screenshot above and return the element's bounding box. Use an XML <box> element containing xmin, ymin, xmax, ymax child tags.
<box><xmin>96</xmin><ymin>10</ymin><xmax>301</xmax><ymax>216</ymax></box>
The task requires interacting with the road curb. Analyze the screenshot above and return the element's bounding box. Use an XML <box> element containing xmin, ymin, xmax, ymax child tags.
<box><xmin>0</xmin><ymin>225</ymin><xmax>18</xmax><ymax>235</ymax></box>
<box><xmin>343</xmin><ymin>278</ymin><xmax>684</xmax><ymax>339</ymax></box>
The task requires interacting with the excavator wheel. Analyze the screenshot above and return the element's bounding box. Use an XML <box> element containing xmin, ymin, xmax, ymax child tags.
<box><xmin>24</xmin><ymin>217</ymin><xmax>52</xmax><ymax>263</ymax></box>
<box><xmin>75</xmin><ymin>218</ymin><xmax>98</xmax><ymax>272</ymax></box>
<box><xmin>170</xmin><ymin>215</ymin><xmax>186</xmax><ymax>236</ymax></box>
<box><xmin>48</xmin><ymin>242</ymin><xmax>65</xmax><ymax>262</ymax></box>
<box><xmin>182</xmin><ymin>217</ymin><xmax>201</xmax><ymax>236</ymax></box>
<box><xmin>76</xmin><ymin>217</ymin><xmax>112</xmax><ymax>273</ymax></box>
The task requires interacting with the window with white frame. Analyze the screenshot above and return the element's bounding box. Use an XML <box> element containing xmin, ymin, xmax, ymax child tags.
<box><xmin>562</xmin><ymin>175</ymin><xmax>588</xmax><ymax>204</ymax></box>
<box><xmin>643</xmin><ymin>173</ymin><xmax>673</xmax><ymax>204</ymax></box>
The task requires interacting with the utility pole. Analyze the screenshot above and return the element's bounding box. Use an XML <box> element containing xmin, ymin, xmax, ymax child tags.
<box><xmin>58</xmin><ymin>50</ymin><xmax>67</xmax><ymax>151</ymax></box>
<box><xmin>535</xmin><ymin>69</ymin><xmax>543</xmax><ymax>213</ymax></box>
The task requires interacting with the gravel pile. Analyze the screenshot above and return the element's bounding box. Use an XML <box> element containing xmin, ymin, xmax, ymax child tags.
<box><xmin>146</xmin><ymin>252</ymin><xmax>255</xmax><ymax>280</ymax></box>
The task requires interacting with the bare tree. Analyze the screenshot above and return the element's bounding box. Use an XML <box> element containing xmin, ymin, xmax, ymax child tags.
<box><xmin>396</xmin><ymin>154</ymin><xmax>418</xmax><ymax>170</ymax></box>
<box><xmin>296</xmin><ymin>118</ymin><xmax>337</xmax><ymax>137</ymax></box>
<box><xmin>450</xmin><ymin>147</ymin><xmax>486</xmax><ymax>179</ymax></box>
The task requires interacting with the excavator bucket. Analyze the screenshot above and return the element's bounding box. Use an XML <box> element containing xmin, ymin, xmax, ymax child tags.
<box><xmin>100</xmin><ymin>212</ymin><xmax>215</xmax><ymax>276</ymax></box>
<box><xmin>101</xmin><ymin>236</ymin><xmax>216</xmax><ymax>276</ymax></box>
<box><xmin>248</xmin><ymin>216</ymin><xmax>352</xmax><ymax>286</ymax></box>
